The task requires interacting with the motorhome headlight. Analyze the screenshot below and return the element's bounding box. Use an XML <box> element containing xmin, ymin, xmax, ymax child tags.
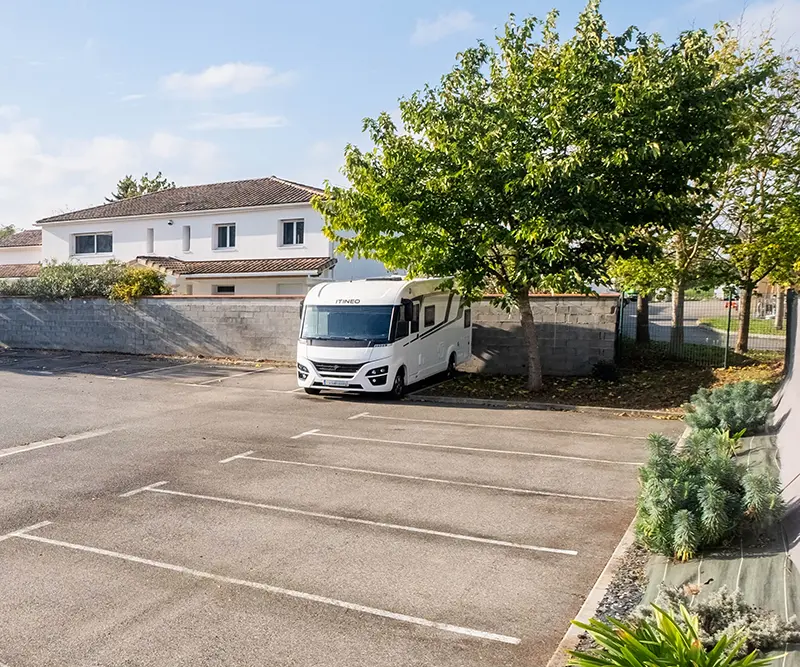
<box><xmin>297</xmin><ymin>363</ymin><xmax>309</xmax><ymax>373</ymax></box>
<box><xmin>366</xmin><ymin>366</ymin><xmax>389</xmax><ymax>377</ymax></box>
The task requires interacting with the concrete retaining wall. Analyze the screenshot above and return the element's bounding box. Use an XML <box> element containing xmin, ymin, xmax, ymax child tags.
<box><xmin>0</xmin><ymin>294</ymin><xmax>618</xmax><ymax>375</ymax></box>
<box><xmin>0</xmin><ymin>296</ymin><xmax>302</xmax><ymax>361</ymax></box>
<box><xmin>466</xmin><ymin>296</ymin><xmax>618</xmax><ymax>376</ymax></box>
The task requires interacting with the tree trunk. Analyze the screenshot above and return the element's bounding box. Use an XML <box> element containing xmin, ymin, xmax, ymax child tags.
<box><xmin>517</xmin><ymin>291</ymin><xmax>543</xmax><ymax>391</ymax></box>
<box><xmin>776</xmin><ymin>285</ymin><xmax>785</xmax><ymax>331</ymax></box>
<box><xmin>636</xmin><ymin>293</ymin><xmax>650</xmax><ymax>344</ymax></box>
<box><xmin>670</xmin><ymin>279</ymin><xmax>685</xmax><ymax>352</ymax></box>
<box><xmin>736</xmin><ymin>286</ymin><xmax>754</xmax><ymax>353</ymax></box>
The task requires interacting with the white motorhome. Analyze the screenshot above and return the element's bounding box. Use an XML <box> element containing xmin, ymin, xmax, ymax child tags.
<box><xmin>297</xmin><ymin>277</ymin><xmax>472</xmax><ymax>397</ymax></box>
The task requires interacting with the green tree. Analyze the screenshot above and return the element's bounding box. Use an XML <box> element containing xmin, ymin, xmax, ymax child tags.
<box><xmin>314</xmin><ymin>3</ymin><xmax>763</xmax><ymax>390</ymax></box>
<box><xmin>0</xmin><ymin>224</ymin><xmax>17</xmax><ymax>240</ymax></box>
<box><xmin>106</xmin><ymin>172</ymin><xmax>175</xmax><ymax>202</ymax></box>
<box><xmin>609</xmin><ymin>255</ymin><xmax>673</xmax><ymax>343</ymax></box>
<box><xmin>715</xmin><ymin>51</ymin><xmax>800</xmax><ymax>352</ymax></box>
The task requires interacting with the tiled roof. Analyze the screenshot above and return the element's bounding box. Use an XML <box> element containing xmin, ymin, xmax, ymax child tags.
<box><xmin>136</xmin><ymin>256</ymin><xmax>336</xmax><ymax>276</ymax></box>
<box><xmin>0</xmin><ymin>229</ymin><xmax>42</xmax><ymax>247</ymax></box>
<box><xmin>36</xmin><ymin>176</ymin><xmax>324</xmax><ymax>224</ymax></box>
<box><xmin>0</xmin><ymin>263</ymin><xmax>40</xmax><ymax>278</ymax></box>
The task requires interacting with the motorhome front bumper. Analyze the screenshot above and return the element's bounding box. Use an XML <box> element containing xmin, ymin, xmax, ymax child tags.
<box><xmin>297</xmin><ymin>358</ymin><xmax>392</xmax><ymax>392</ymax></box>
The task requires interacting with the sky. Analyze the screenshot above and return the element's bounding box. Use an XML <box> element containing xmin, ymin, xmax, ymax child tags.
<box><xmin>0</xmin><ymin>0</ymin><xmax>797</xmax><ymax>227</ymax></box>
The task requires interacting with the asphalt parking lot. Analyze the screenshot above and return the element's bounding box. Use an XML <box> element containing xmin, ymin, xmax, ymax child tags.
<box><xmin>0</xmin><ymin>350</ymin><xmax>684</xmax><ymax>667</ymax></box>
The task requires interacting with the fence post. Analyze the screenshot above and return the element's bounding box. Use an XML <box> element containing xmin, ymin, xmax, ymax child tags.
<box><xmin>786</xmin><ymin>289</ymin><xmax>796</xmax><ymax>373</ymax></box>
<box><xmin>614</xmin><ymin>294</ymin><xmax>624</xmax><ymax>363</ymax></box>
<box><xmin>723</xmin><ymin>289</ymin><xmax>734</xmax><ymax>369</ymax></box>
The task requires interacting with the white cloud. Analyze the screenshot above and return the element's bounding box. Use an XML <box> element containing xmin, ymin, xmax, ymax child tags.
<box><xmin>160</xmin><ymin>62</ymin><xmax>293</xmax><ymax>98</ymax></box>
<box><xmin>120</xmin><ymin>93</ymin><xmax>145</xmax><ymax>102</ymax></box>
<box><xmin>739</xmin><ymin>0</ymin><xmax>800</xmax><ymax>47</ymax></box>
<box><xmin>0</xmin><ymin>111</ymin><xmax>220</xmax><ymax>224</ymax></box>
<box><xmin>411</xmin><ymin>10</ymin><xmax>478</xmax><ymax>46</ymax></box>
<box><xmin>190</xmin><ymin>112</ymin><xmax>287</xmax><ymax>130</ymax></box>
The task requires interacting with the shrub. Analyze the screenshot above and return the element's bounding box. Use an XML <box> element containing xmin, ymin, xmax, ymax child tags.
<box><xmin>635</xmin><ymin>432</ymin><xmax>783</xmax><ymax>561</ymax></box>
<box><xmin>684</xmin><ymin>382</ymin><xmax>773</xmax><ymax>435</ymax></box>
<box><xmin>29</xmin><ymin>261</ymin><xmax>126</xmax><ymax>300</ymax></box>
<box><xmin>110</xmin><ymin>267</ymin><xmax>171</xmax><ymax>302</ymax></box>
<box><xmin>569</xmin><ymin>604</ymin><xmax>775</xmax><ymax>666</ymax></box>
<box><xmin>631</xmin><ymin>586</ymin><xmax>800</xmax><ymax>657</ymax></box>
<box><xmin>0</xmin><ymin>278</ymin><xmax>35</xmax><ymax>296</ymax></box>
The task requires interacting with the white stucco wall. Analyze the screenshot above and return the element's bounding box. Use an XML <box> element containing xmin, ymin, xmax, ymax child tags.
<box><xmin>39</xmin><ymin>204</ymin><xmax>330</xmax><ymax>264</ymax></box>
<box><xmin>37</xmin><ymin>204</ymin><xmax>385</xmax><ymax>280</ymax></box>
<box><xmin>183</xmin><ymin>277</ymin><xmax>311</xmax><ymax>296</ymax></box>
<box><xmin>0</xmin><ymin>245</ymin><xmax>41</xmax><ymax>264</ymax></box>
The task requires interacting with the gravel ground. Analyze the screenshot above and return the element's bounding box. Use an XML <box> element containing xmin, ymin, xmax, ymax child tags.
<box><xmin>574</xmin><ymin>543</ymin><xmax>649</xmax><ymax>652</ymax></box>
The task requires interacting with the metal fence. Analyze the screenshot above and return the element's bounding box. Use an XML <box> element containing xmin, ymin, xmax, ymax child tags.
<box><xmin>617</xmin><ymin>289</ymin><xmax>790</xmax><ymax>367</ymax></box>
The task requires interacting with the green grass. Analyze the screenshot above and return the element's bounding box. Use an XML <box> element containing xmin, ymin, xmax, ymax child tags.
<box><xmin>699</xmin><ymin>317</ymin><xmax>783</xmax><ymax>336</ymax></box>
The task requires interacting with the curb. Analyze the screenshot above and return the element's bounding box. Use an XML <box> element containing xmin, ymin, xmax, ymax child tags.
<box><xmin>544</xmin><ymin>424</ymin><xmax>691</xmax><ymax>667</ymax></box>
<box><xmin>544</xmin><ymin>517</ymin><xmax>638</xmax><ymax>667</ymax></box>
<box><xmin>405</xmin><ymin>393</ymin><xmax>681</xmax><ymax>419</ymax></box>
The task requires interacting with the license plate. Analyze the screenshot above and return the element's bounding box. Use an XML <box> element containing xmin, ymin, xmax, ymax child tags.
<box><xmin>322</xmin><ymin>379</ymin><xmax>349</xmax><ymax>387</ymax></box>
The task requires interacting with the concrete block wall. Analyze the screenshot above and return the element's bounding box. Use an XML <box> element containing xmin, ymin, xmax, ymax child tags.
<box><xmin>0</xmin><ymin>294</ymin><xmax>618</xmax><ymax>374</ymax></box>
<box><xmin>0</xmin><ymin>297</ymin><xmax>303</xmax><ymax>360</ymax></box>
<box><xmin>466</xmin><ymin>295</ymin><xmax>619</xmax><ymax>376</ymax></box>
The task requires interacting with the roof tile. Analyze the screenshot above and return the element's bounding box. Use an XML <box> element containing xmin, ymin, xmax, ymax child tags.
<box><xmin>136</xmin><ymin>256</ymin><xmax>336</xmax><ymax>276</ymax></box>
<box><xmin>0</xmin><ymin>263</ymin><xmax>40</xmax><ymax>278</ymax></box>
<box><xmin>0</xmin><ymin>229</ymin><xmax>42</xmax><ymax>247</ymax></box>
<box><xmin>37</xmin><ymin>176</ymin><xmax>323</xmax><ymax>224</ymax></box>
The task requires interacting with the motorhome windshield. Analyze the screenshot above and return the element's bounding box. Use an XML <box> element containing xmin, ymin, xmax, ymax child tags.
<box><xmin>301</xmin><ymin>305</ymin><xmax>394</xmax><ymax>342</ymax></box>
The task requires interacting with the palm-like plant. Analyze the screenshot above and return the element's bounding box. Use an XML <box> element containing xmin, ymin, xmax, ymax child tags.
<box><xmin>568</xmin><ymin>605</ymin><xmax>778</xmax><ymax>666</ymax></box>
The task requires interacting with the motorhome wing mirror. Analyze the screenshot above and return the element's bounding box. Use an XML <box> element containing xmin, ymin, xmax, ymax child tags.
<box><xmin>403</xmin><ymin>300</ymin><xmax>413</xmax><ymax>321</ymax></box>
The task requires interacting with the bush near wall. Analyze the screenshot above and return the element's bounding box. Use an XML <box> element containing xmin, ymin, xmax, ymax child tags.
<box><xmin>0</xmin><ymin>261</ymin><xmax>170</xmax><ymax>301</ymax></box>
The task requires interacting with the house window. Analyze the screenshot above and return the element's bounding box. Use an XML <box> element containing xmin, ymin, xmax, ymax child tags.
<box><xmin>281</xmin><ymin>219</ymin><xmax>304</xmax><ymax>246</ymax></box>
<box><xmin>182</xmin><ymin>226</ymin><xmax>191</xmax><ymax>252</ymax></box>
<box><xmin>145</xmin><ymin>228</ymin><xmax>154</xmax><ymax>254</ymax></box>
<box><xmin>74</xmin><ymin>233</ymin><xmax>113</xmax><ymax>255</ymax></box>
<box><xmin>215</xmin><ymin>224</ymin><xmax>236</xmax><ymax>249</ymax></box>
<box><xmin>214</xmin><ymin>285</ymin><xmax>235</xmax><ymax>295</ymax></box>
<box><xmin>424</xmin><ymin>304</ymin><xmax>436</xmax><ymax>327</ymax></box>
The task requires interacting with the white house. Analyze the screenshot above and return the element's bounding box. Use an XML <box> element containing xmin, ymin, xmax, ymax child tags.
<box><xmin>27</xmin><ymin>176</ymin><xmax>389</xmax><ymax>295</ymax></box>
<box><xmin>0</xmin><ymin>229</ymin><xmax>42</xmax><ymax>280</ymax></box>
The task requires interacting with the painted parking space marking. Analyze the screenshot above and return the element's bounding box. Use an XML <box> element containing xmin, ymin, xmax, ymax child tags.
<box><xmin>348</xmin><ymin>412</ymin><xmax>647</xmax><ymax>440</ymax></box>
<box><xmin>123</xmin><ymin>361</ymin><xmax>198</xmax><ymax>378</ymax></box>
<box><xmin>193</xmin><ymin>367</ymin><xmax>275</xmax><ymax>385</ymax></box>
<box><xmin>121</xmin><ymin>481</ymin><xmax>577</xmax><ymax>555</ymax></box>
<box><xmin>0</xmin><ymin>521</ymin><xmax>521</xmax><ymax>646</ymax></box>
<box><xmin>293</xmin><ymin>430</ymin><xmax>640</xmax><ymax>466</ymax></box>
<box><xmin>0</xmin><ymin>428</ymin><xmax>116</xmax><ymax>460</ymax></box>
<box><xmin>225</xmin><ymin>452</ymin><xmax>625</xmax><ymax>502</ymax></box>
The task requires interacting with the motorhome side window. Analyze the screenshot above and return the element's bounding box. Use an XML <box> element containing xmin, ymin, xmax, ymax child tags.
<box><xmin>464</xmin><ymin>308</ymin><xmax>471</xmax><ymax>328</ymax></box>
<box><xmin>424</xmin><ymin>305</ymin><xmax>436</xmax><ymax>327</ymax></box>
<box><xmin>410</xmin><ymin>303</ymin><xmax>420</xmax><ymax>333</ymax></box>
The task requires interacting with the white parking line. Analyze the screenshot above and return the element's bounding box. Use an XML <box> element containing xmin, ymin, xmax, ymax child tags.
<box><xmin>0</xmin><ymin>521</ymin><xmax>53</xmax><ymax>543</ymax></box>
<box><xmin>3</xmin><ymin>522</ymin><xmax>520</xmax><ymax>645</ymax></box>
<box><xmin>293</xmin><ymin>430</ymin><xmax>640</xmax><ymax>466</ymax></box>
<box><xmin>123</xmin><ymin>482</ymin><xmax>577</xmax><ymax>555</ymax></box>
<box><xmin>194</xmin><ymin>367</ymin><xmax>275</xmax><ymax>385</ymax></box>
<box><xmin>348</xmin><ymin>412</ymin><xmax>647</xmax><ymax>440</ymax></box>
<box><xmin>230</xmin><ymin>453</ymin><xmax>625</xmax><ymax>502</ymax></box>
<box><xmin>219</xmin><ymin>450</ymin><xmax>256</xmax><ymax>464</ymax></box>
<box><xmin>124</xmin><ymin>362</ymin><xmax>197</xmax><ymax>378</ymax></box>
<box><xmin>0</xmin><ymin>428</ymin><xmax>116</xmax><ymax>460</ymax></box>
<box><xmin>119</xmin><ymin>481</ymin><xmax>169</xmax><ymax>498</ymax></box>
